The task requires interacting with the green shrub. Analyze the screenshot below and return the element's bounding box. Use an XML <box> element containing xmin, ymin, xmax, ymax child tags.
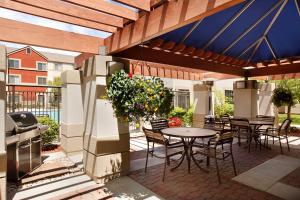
<box><xmin>38</xmin><ymin>117</ymin><xmax>59</xmax><ymax>146</ymax></box>
<box><xmin>169</xmin><ymin>107</ymin><xmax>186</xmax><ymax>118</ymax></box>
<box><xmin>169</xmin><ymin>106</ymin><xmax>194</xmax><ymax>127</ymax></box>
<box><xmin>183</xmin><ymin>107</ymin><xmax>194</xmax><ymax>126</ymax></box>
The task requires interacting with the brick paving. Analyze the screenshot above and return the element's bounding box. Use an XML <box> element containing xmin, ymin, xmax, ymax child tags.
<box><xmin>129</xmin><ymin>141</ymin><xmax>300</xmax><ymax>200</ymax></box>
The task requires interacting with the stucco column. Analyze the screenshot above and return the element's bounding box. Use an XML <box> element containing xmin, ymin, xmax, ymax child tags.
<box><xmin>258</xmin><ymin>83</ymin><xmax>275</xmax><ymax>116</ymax></box>
<box><xmin>233</xmin><ymin>80</ymin><xmax>258</xmax><ymax>119</ymax></box>
<box><xmin>61</xmin><ymin>70</ymin><xmax>84</xmax><ymax>156</ymax></box>
<box><xmin>80</xmin><ymin>55</ymin><xmax>130</xmax><ymax>183</ymax></box>
<box><xmin>0</xmin><ymin>45</ymin><xmax>7</xmax><ymax>200</ymax></box>
<box><xmin>193</xmin><ymin>84</ymin><xmax>212</xmax><ymax>128</ymax></box>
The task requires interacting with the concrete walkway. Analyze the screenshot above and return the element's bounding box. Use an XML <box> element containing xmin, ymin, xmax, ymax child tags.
<box><xmin>233</xmin><ymin>155</ymin><xmax>300</xmax><ymax>200</ymax></box>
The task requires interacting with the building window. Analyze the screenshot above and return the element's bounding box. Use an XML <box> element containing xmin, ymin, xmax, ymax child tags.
<box><xmin>37</xmin><ymin>95</ymin><xmax>45</xmax><ymax>106</ymax></box>
<box><xmin>37</xmin><ymin>77</ymin><xmax>47</xmax><ymax>85</ymax></box>
<box><xmin>37</xmin><ymin>62</ymin><xmax>47</xmax><ymax>71</ymax></box>
<box><xmin>8</xmin><ymin>75</ymin><xmax>20</xmax><ymax>84</ymax></box>
<box><xmin>26</xmin><ymin>47</ymin><xmax>32</xmax><ymax>54</ymax></box>
<box><xmin>225</xmin><ymin>90</ymin><xmax>233</xmax><ymax>103</ymax></box>
<box><xmin>54</xmin><ymin>63</ymin><xmax>61</xmax><ymax>71</ymax></box>
<box><xmin>8</xmin><ymin>59</ymin><xmax>20</xmax><ymax>68</ymax></box>
<box><xmin>173</xmin><ymin>89</ymin><xmax>190</xmax><ymax>110</ymax></box>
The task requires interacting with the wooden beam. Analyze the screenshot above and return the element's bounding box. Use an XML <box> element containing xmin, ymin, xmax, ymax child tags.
<box><xmin>0</xmin><ymin>17</ymin><xmax>103</xmax><ymax>54</ymax></box>
<box><xmin>13</xmin><ymin>0</ymin><xmax>124</xmax><ymax>27</ymax></box>
<box><xmin>105</xmin><ymin>0</ymin><xmax>245</xmax><ymax>53</ymax></box>
<box><xmin>162</xmin><ymin>41</ymin><xmax>176</xmax><ymax>50</ymax></box>
<box><xmin>247</xmin><ymin>63</ymin><xmax>300</xmax><ymax>77</ymax></box>
<box><xmin>114</xmin><ymin>46</ymin><xmax>245</xmax><ymax>76</ymax></box>
<box><xmin>64</xmin><ymin>0</ymin><xmax>138</xmax><ymax>21</ymax></box>
<box><xmin>114</xmin><ymin>0</ymin><xmax>151</xmax><ymax>11</ymax></box>
<box><xmin>0</xmin><ymin>0</ymin><xmax>117</xmax><ymax>32</ymax></box>
<box><xmin>173</xmin><ymin>44</ymin><xmax>186</xmax><ymax>53</ymax></box>
<box><xmin>149</xmin><ymin>38</ymin><xmax>164</xmax><ymax>48</ymax></box>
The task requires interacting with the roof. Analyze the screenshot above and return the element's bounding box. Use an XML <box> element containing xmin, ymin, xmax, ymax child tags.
<box><xmin>6</xmin><ymin>47</ymin><xmax>74</xmax><ymax>64</ymax></box>
<box><xmin>7</xmin><ymin>46</ymin><xmax>48</xmax><ymax>60</ymax></box>
<box><xmin>157</xmin><ymin>0</ymin><xmax>300</xmax><ymax>63</ymax></box>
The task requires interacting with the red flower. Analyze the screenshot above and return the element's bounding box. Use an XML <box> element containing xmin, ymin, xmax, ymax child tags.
<box><xmin>168</xmin><ymin>117</ymin><xmax>182</xmax><ymax>127</ymax></box>
<box><xmin>128</xmin><ymin>73</ymin><xmax>133</xmax><ymax>79</ymax></box>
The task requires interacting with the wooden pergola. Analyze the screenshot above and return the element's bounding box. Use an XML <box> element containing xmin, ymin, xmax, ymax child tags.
<box><xmin>0</xmin><ymin>0</ymin><xmax>299</xmax><ymax>79</ymax></box>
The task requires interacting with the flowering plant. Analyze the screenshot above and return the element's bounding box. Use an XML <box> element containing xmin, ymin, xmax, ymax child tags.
<box><xmin>168</xmin><ymin>117</ymin><xmax>182</xmax><ymax>127</ymax></box>
<box><xmin>107</xmin><ymin>70</ymin><xmax>173</xmax><ymax>122</ymax></box>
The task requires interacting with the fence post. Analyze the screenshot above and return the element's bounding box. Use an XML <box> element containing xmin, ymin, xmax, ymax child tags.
<box><xmin>12</xmin><ymin>85</ymin><xmax>15</xmax><ymax>113</ymax></box>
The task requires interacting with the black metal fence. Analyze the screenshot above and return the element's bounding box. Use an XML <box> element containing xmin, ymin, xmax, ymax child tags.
<box><xmin>6</xmin><ymin>84</ymin><xmax>61</xmax><ymax>123</ymax></box>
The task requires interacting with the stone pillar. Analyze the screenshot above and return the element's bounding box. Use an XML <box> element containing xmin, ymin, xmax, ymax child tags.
<box><xmin>193</xmin><ymin>84</ymin><xmax>211</xmax><ymax>128</ymax></box>
<box><xmin>61</xmin><ymin>70</ymin><xmax>84</xmax><ymax>156</ymax></box>
<box><xmin>258</xmin><ymin>83</ymin><xmax>275</xmax><ymax>116</ymax></box>
<box><xmin>0</xmin><ymin>45</ymin><xmax>7</xmax><ymax>200</ymax></box>
<box><xmin>80</xmin><ymin>55</ymin><xmax>130</xmax><ymax>183</ymax></box>
<box><xmin>233</xmin><ymin>80</ymin><xmax>258</xmax><ymax>119</ymax></box>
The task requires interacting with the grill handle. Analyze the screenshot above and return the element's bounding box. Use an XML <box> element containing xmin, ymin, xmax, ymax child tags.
<box><xmin>19</xmin><ymin>144</ymin><xmax>31</xmax><ymax>149</ymax></box>
<box><xmin>32</xmin><ymin>139</ymin><xmax>42</xmax><ymax>144</ymax></box>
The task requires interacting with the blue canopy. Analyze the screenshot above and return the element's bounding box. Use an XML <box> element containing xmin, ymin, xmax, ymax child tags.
<box><xmin>158</xmin><ymin>0</ymin><xmax>300</xmax><ymax>63</ymax></box>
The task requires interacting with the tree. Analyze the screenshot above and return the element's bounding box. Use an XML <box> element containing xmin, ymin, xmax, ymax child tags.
<box><xmin>271</xmin><ymin>79</ymin><xmax>300</xmax><ymax>120</ymax></box>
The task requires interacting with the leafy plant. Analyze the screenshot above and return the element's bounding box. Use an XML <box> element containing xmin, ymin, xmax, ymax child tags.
<box><xmin>169</xmin><ymin>106</ymin><xmax>194</xmax><ymax>127</ymax></box>
<box><xmin>272</xmin><ymin>87</ymin><xmax>295</xmax><ymax>120</ymax></box>
<box><xmin>169</xmin><ymin>107</ymin><xmax>186</xmax><ymax>118</ymax></box>
<box><xmin>214</xmin><ymin>89</ymin><xmax>234</xmax><ymax>118</ymax></box>
<box><xmin>38</xmin><ymin>117</ymin><xmax>59</xmax><ymax>146</ymax></box>
<box><xmin>183</xmin><ymin>106</ymin><xmax>194</xmax><ymax>127</ymax></box>
<box><xmin>107</xmin><ymin>70</ymin><xmax>173</xmax><ymax>122</ymax></box>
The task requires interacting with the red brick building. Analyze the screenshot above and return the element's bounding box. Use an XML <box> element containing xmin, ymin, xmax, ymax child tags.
<box><xmin>7</xmin><ymin>46</ymin><xmax>48</xmax><ymax>104</ymax></box>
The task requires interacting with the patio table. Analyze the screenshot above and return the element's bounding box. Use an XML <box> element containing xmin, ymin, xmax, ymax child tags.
<box><xmin>161</xmin><ymin>127</ymin><xmax>216</xmax><ymax>173</ymax></box>
<box><xmin>249</xmin><ymin>120</ymin><xmax>274</xmax><ymax>148</ymax></box>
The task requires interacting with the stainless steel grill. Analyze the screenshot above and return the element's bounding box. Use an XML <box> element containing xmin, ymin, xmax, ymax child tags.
<box><xmin>5</xmin><ymin>111</ymin><xmax>48</xmax><ymax>181</ymax></box>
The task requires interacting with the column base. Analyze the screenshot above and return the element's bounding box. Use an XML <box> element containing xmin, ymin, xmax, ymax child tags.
<box><xmin>61</xmin><ymin>134</ymin><xmax>83</xmax><ymax>156</ymax></box>
<box><xmin>193</xmin><ymin>114</ymin><xmax>205</xmax><ymax>128</ymax></box>
<box><xmin>83</xmin><ymin>150</ymin><xmax>129</xmax><ymax>184</ymax></box>
<box><xmin>0</xmin><ymin>152</ymin><xmax>6</xmax><ymax>200</ymax></box>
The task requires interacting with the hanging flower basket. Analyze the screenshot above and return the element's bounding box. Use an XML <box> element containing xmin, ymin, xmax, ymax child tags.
<box><xmin>107</xmin><ymin>70</ymin><xmax>173</xmax><ymax>122</ymax></box>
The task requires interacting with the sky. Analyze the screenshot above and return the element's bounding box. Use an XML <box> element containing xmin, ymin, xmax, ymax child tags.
<box><xmin>0</xmin><ymin>7</ymin><xmax>113</xmax><ymax>56</ymax></box>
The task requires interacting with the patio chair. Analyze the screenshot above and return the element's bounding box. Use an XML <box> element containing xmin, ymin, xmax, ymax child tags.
<box><xmin>230</xmin><ymin>118</ymin><xmax>257</xmax><ymax>152</ymax></box>
<box><xmin>263</xmin><ymin>119</ymin><xmax>291</xmax><ymax>154</ymax></box>
<box><xmin>193</xmin><ymin>131</ymin><xmax>237</xmax><ymax>184</ymax></box>
<box><xmin>142</xmin><ymin>127</ymin><xmax>184</xmax><ymax>181</ymax></box>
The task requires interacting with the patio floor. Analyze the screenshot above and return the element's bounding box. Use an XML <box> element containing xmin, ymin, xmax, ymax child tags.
<box><xmin>129</xmin><ymin>134</ymin><xmax>300</xmax><ymax>200</ymax></box>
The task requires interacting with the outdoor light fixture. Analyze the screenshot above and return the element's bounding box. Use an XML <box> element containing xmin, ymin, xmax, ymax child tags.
<box><xmin>243</xmin><ymin>66</ymin><xmax>255</xmax><ymax>70</ymax></box>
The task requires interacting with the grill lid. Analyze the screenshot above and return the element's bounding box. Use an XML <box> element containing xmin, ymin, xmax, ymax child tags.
<box><xmin>6</xmin><ymin>112</ymin><xmax>38</xmax><ymax>134</ymax></box>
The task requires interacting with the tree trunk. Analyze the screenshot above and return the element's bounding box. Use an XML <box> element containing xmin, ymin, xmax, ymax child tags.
<box><xmin>287</xmin><ymin>105</ymin><xmax>291</xmax><ymax>120</ymax></box>
<box><xmin>274</xmin><ymin>106</ymin><xmax>279</xmax><ymax>128</ymax></box>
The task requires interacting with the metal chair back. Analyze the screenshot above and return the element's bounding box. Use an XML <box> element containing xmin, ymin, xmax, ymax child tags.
<box><xmin>150</xmin><ymin>118</ymin><xmax>169</xmax><ymax>132</ymax></box>
<box><xmin>279</xmin><ymin>119</ymin><xmax>292</xmax><ymax>134</ymax></box>
<box><xmin>142</xmin><ymin>127</ymin><xmax>166</xmax><ymax>145</ymax></box>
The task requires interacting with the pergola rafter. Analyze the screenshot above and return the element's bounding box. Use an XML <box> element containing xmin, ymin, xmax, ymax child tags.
<box><xmin>0</xmin><ymin>17</ymin><xmax>103</xmax><ymax>53</ymax></box>
<box><xmin>0</xmin><ymin>0</ymin><xmax>117</xmax><ymax>32</ymax></box>
<box><xmin>12</xmin><ymin>0</ymin><xmax>124</xmax><ymax>28</ymax></box>
<box><xmin>105</xmin><ymin>0</ymin><xmax>245</xmax><ymax>54</ymax></box>
<box><xmin>63</xmin><ymin>0</ymin><xmax>139</xmax><ymax>21</ymax></box>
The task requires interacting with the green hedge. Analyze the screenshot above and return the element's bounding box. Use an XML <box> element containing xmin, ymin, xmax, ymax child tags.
<box><xmin>37</xmin><ymin>117</ymin><xmax>59</xmax><ymax>146</ymax></box>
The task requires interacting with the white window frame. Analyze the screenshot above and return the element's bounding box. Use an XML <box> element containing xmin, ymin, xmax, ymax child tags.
<box><xmin>26</xmin><ymin>47</ymin><xmax>32</xmax><ymax>54</ymax></box>
<box><xmin>8</xmin><ymin>74</ymin><xmax>21</xmax><ymax>84</ymax></box>
<box><xmin>8</xmin><ymin>58</ymin><xmax>21</xmax><ymax>69</ymax></box>
<box><xmin>36</xmin><ymin>76</ymin><xmax>47</xmax><ymax>85</ymax></box>
<box><xmin>36</xmin><ymin>61</ymin><xmax>47</xmax><ymax>71</ymax></box>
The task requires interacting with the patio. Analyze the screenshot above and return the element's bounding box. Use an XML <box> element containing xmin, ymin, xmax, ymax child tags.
<box><xmin>1</xmin><ymin>0</ymin><xmax>300</xmax><ymax>199</ymax></box>
<box><xmin>129</xmin><ymin>133</ymin><xmax>300</xmax><ymax>200</ymax></box>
